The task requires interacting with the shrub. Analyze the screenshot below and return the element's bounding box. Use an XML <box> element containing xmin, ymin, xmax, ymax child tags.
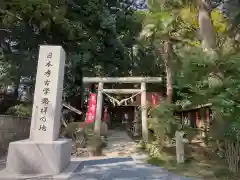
<box><xmin>61</xmin><ymin>122</ymin><xmax>81</xmax><ymax>139</ymax></box>
<box><xmin>6</xmin><ymin>104</ymin><xmax>32</xmax><ymax>117</ymax></box>
<box><xmin>149</xmin><ymin>101</ymin><xmax>181</xmax><ymax>146</ymax></box>
<box><xmin>87</xmin><ymin>135</ymin><xmax>103</xmax><ymax>156</ymax></box>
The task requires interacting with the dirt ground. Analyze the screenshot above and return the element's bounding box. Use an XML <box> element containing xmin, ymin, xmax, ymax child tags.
<box><xmin>147</xmin><ymin>143</ymin><xmax>240</xmax><ymax>180</ymax></box>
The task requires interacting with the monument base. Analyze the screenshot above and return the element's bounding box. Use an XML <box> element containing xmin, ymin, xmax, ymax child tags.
<box><xmin>6</xmin><ymin>138</ymin><xmax>72</xmax><ymax>175</ymax></box>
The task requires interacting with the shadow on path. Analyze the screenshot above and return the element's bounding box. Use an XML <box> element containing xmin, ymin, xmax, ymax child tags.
<box><xmin>70</xmin><ymin>156</ymin><xmax>195</xmax><ymax>180</ymax></box>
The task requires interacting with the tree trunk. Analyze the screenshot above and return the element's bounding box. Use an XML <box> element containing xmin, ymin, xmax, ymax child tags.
<box><xmin>162</xmin><ymin>41</ymin><xmax>173</xmax><ymax>103</ymax></box>
<box><xmin>225</xmin><ymin>140</ymin><xmax>240</xmax><ymax>173</ymax></box>
<box><xmin>198</xmin><ymin>0</ymin><xmax>216</xmax><ymax>52</ymax></box>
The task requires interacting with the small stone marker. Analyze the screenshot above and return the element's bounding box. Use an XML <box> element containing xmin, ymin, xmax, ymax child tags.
<box><xmin>175</xmin><ymin>131</ymin><xmax>185</xmax><ymax>163</ymax></box>
<box><xmin>5</xmin><ymin>46</ymin><xmax>72</xmax><ymax>176</ymax></box>
<box><xmin>30</xmin><ymin>46</ymin><xmax>65</xmax><ymax>141</ymax></box>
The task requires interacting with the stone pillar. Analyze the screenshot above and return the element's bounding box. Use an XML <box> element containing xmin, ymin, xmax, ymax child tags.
<box><xmin>175</xmin><ymin>131</ymin><xmax>185</xmax><ymax>163</ymax></box>
<box><xmin>29</xmin><ymin>46</ymin><xmax>65</xmax><ymax>141</ymax></box>
<box><xmin>5</xmin><ymin>46</ymin><xmax>72</xmax><ymax>175</ymax></box>
<box><xmin>94</xmin><ymin>82</ymin><xmax>103</xmax><ymax>136</ymax></box>
<box><xmin>141</xmin><ymin>82</ymin><xmax>148</xmax><ymax>141</ymax></box>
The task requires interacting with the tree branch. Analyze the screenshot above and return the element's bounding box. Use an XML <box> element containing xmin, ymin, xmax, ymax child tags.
<box><xmin>0</xmin><ymin>8</ymin><xmax>22</xmax><ymax>20</ymax></box>
<box><xmin>0</xmin><ymin>29</ymin><xmax>11</xmax><ymax>33</ymax></box>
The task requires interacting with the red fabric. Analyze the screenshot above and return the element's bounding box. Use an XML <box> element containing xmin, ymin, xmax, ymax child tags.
<box><xmin>196</xmin><ymin>111</ymin><xmax>199</xmax><ymax>127</ymax></box>
<box><xmin>85</xmin><ymin>93</ymin><xmax>97</xmax><ymax>124</ymax></box>
<box><xmin>151</xmin><ymin>93</ymin><xmax>160</xmax><ymax>107</ymax></box>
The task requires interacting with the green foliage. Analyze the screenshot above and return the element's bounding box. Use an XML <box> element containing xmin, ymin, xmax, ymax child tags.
<box><xmin>174</xmin><ymin>48</ymin><xmax>216</xmax><ymax>107</ymax></box>
<box><xmin>61</xmin><ymin>122</ymin><xmax>81</xmax><ymax>140</ymax></box>
<box><xmin>87</xmin><ymin>134</ymin><xmax>103</xmax><ymax>156</ymax></box>
<box><xmin>6</xmin><ymin>104</ymin><xmax>32</xmax><ymax>117</ymax></box>
<box><xmin>175</xmin><ymin>47</ymin><xmax>240</xmax><ymax>144</ymax></box>
<box><xmin>209</xmin><ymin>55</ymin><xmax>240</xmax><ymax>142</ymax></box>
<box><xmin>61</xmin><ymin>122</ymin><xmax>95</xmax><ymax>148</ymax></box>
<box><xmin>214</xmin><ymin>167</ymin><xmax>239</xmax><ymax>179</ymax></box>
<box><xmin>0</xmin><ymin>0</ymin><xmax>148</xmax><ymax>101</ymax></box>
<box><xmin>144</xmin><ymin>0</ymin><xmax>240</xmax><ymax>174</ymax></box>
<box><xmin>84</xmin><ymin>123</ymin><xmax>95</xmax><ymax>134</ymax></box>
<box><xmin>145</xmin><ymin>141</ymin><xmax>163</xmax><ymax>157</ymax></box>
<box><xmin>147</xmin><ymin>156</ymin><xmax>166</xmax><ymax>166</ymax></box>
<box><xmin>181</xmin><ymin>124</ymin><xmax>198</xmax><ymax>142</ymax></box>
<box><xmin>149</xmin><ymin>101</ymin><xmax>181</xmax><ymax>144</ymax></box>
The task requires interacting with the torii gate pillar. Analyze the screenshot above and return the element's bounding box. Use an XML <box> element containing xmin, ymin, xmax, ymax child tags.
<box><xmin>95</xmin><ymin>82</ymin><xmax>103</xmax><ymax>136</ymax></box>
<box><xmin>141</xmin><ymin>82</ymin><xmax>148</xmax><ymax>141</ymax></box>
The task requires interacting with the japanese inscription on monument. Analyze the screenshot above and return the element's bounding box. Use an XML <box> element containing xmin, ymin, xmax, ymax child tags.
<box><xmin>38</xmin><ymin>52</ymin><xmax>52</xmax><ymax>132</ymax></box>
<box><xmin>30</xmin><ymin>46</ymin><xmax>66</xmax><ymax>141</ymax></box>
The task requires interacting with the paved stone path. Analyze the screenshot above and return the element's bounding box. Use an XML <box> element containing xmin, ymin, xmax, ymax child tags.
<box><xmin>0</xmin><ymin>130</ymin><xmax>195</xmax><ymax>180</ymax></box>
<box><xmin>70</xmin><ymin>157</ymin><xmax>193</xmax><ymax>180</ymax></box>
<box><xmin>69</xmin><ymin>130</ymin><xmax>194</xmax><ymax>180</ymax></box>
<box><xmin>103</xmin><ymin>130</ymin><xmax>139</xmax><ymax>157</ymax></box>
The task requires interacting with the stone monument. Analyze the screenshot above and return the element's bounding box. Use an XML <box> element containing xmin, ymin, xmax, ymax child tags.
<box><xmin>6</xmin><ymin>46</ymin><xmax>72</xmax><ymax>175</ymax></box>
<box><xmin>175</xmin><ymin>131</ymin><xmax>185</xmax><ymax>163</ymax></box>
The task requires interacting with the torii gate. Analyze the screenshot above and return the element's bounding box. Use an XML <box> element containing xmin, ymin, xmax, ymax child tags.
<box><xmin>83</xmin><ymin>77</ymin><xmax>162</xmax><ymax>141</ymax></box>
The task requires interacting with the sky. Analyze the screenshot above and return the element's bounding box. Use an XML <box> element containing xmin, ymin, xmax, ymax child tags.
<box><xmin>132</xmin><ymin>0</ymin><xmax>147</xmax><ymax>9</ymax></box>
